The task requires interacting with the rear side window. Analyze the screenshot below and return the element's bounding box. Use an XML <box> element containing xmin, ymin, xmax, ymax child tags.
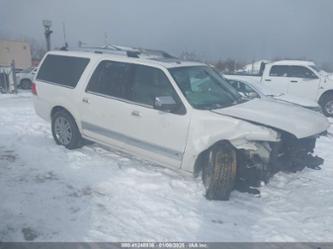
<box><xmin>37</xmin><ymin>55</ymin><xmax>90</xmax><ymax>88</ymax></box>
<box><xmin>288</xmin><ymin>66</ymin><xmax>318</xmax><ymax>79</ymax></box>
<box><xmin>269</xmin><ymin>65</ymin><xmax>289</xmax><ymax>77</ymax></box>
<box><xmin>86</xmin><ymin>61</ymin><xmax>133</xmax><ymax>99</ymax></box>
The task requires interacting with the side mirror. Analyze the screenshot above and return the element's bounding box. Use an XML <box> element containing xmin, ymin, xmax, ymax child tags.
<box><xmin>154</xmin><ymin>96</ymin><xmax>178</xmax><ymax>112</ymax></box>
<box><xmin>247</xmin><ymin>92</ymin><xmax>259</xmax><ymax>99</ymax></box>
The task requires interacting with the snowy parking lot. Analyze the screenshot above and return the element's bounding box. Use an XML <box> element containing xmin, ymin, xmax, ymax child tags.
<box><xmin>0</xmin><ymin>92</ymin><xmax>333</xmax><ymax>242</ymax></box>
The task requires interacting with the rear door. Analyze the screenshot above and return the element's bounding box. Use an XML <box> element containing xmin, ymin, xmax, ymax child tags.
<box><xmin>79</xmin><ymin>60</ymin><xmax>190</xmax><ymax>168</ymax></box>
<box><xmin>286</xmin><ymin>66</ymin><xmax>320</xmax><ymax>101</ymax></box>
<box><xmin>79</xmin><ymin>60</ymin><xmax>135</xmax><ymax>146</ymax></box>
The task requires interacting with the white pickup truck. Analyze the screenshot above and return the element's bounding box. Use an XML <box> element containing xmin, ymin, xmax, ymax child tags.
<box><xmin>225</xmin><ymin>60</ymin><xmax>333</xmax><ymax>116</ymax></box>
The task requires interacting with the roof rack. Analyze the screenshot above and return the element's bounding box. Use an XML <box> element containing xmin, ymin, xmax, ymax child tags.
<box><xmin>76</xmin><ymin>44</ymin><xmax>178</xmax><ymax>60</ymax></box>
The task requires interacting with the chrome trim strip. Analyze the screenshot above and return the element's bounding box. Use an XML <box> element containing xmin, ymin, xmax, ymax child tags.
<box><xmin>85</xmin><ymin>90</ymin><xmax>154</xmax><ymax>109</ymax></box>
<box><xmin>81</xmin><ymin>121</ymin><xmax>183</xmax><ymax>161</ymax></box>
<box><xmin>36</xmin><ymin>79</ymin><xmax>76</xmax><ymax>89</ymax></box>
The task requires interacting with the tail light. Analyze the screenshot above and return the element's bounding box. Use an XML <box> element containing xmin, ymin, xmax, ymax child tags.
<box><xmin>32</xmin><ymin>82</ymin><xmax>37</xmax><ymax>95</ymax></box>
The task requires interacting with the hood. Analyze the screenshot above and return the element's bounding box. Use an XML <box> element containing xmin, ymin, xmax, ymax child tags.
<box><xmin>273</xmin><ymin>94</ymin><xmax>319</xmax><ymax>108</ymax></box>
<box><xmin>212</xmin><ymin>98</ymin><xmax>329</xmax><ymax>139</ymax></box>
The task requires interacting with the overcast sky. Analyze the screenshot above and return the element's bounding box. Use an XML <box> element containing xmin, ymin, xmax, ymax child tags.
<box><xmin>0</xmin><ymin>0</ymin><xmax>332</xmax><ymax>64</ymax></box>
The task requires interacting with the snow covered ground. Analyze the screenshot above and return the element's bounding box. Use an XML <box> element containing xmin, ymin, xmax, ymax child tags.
<box><xmin>0</xmin><ymin>92</ymin><xmax>333</xmax><ymax>242</ymax></box>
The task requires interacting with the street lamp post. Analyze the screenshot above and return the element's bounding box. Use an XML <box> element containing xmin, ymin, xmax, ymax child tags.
<box><xmin>43</xmin><ymin>20</ymin><xmax>53</xmax><ymax>51</ymax></box>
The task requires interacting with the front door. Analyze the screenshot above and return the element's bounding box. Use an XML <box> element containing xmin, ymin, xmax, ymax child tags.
<box><xmin>262</xmin><ymin>65</ymin><xmax>290</xmax><ymax>94</ymax></box>
<box><xmin>80</xmin><ymin>60</ymin><xmax>190</xmax><ymax>168</ymax></box>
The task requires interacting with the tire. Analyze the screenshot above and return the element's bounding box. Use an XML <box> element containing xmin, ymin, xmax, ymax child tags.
<box><xmin>319</xmin><ymin>92</ymin><xmax>333</xmax><ymax>117</ymax></box>
<box><xmin>20</xmin><ymin>79</ymin><xmax>32</xmax><ymax>89</ymax></box>
<box><xmin>51</xmin><ymin>110</ymin><xmax>83</xmax><ymax>149</ymax></box>
<box><xmin>202</xmin><ymin>142</ymin><xmax>237</xmax><ymax>200</ymax></box>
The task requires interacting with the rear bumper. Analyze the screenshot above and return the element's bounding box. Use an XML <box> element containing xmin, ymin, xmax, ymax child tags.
<box><xmin>32</xmin><ymin>96</ymin><xmax>51</xmax><ymax>122</ymax></box>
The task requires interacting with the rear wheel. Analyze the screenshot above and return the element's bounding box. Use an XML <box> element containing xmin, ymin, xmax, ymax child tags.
<box><xmin>202</xmin><ymin>142</ymin><xmax>237</xmax><ymax>200</ymax></box>
<box><xmin>51</xmin><ymin>110</ymin><xmax>83</xmax><ymax>149</ymax></box>
<box><xmin>320</xmin><ymin>92</ymin><xmax>333</xmax><ymax>117</ymax></box>
<box><xmin>20</xmin><ymin>79</ymin><xmax>32</xmax><ymax>89</ymax></box>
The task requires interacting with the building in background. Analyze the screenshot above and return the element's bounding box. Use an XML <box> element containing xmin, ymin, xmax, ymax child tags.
<box><xmin>0</xmin><ymin>40</ymin><xmax>32</xmax><ymax>70</ymax></box>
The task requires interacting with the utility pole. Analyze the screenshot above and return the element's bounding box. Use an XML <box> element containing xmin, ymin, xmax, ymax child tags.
<box><xmin>10</xmin><ymin>60</ymin><xmax>17</xmax><ymax>94</ymax></box>
<box><xmin>62</xmin><ymin>22</ymin><xmax>67</xmax><ymax>45</ymax></box>
<box><xmin>43</xmin><ymin>20</ymin><xmax>53</xmax><ymax>51</ymax></box>
<box><xmin>60</xmin><ymin>22</ymin><xmax>68</xmax><ymax>50</ymax></box>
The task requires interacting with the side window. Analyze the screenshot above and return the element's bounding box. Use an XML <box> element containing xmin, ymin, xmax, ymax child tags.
<box><xmin>288</xmin><ymin>66</ymin><xmax>318</xmax><ymax>79</ymax></box>
<box><xmin>37</xmin><ymin>55</ymin><xmax>90</xmax><ymax>88</ymax></box>
<box><xmin>269</xmin><ymin>65</ymin><xmax>289</xmax><ymax>77</ymax></box>
<box><xmin>130</xmin><ymin>65</ymin><xmax>176</xmax><ymax>106</ymax></box>
<box><xmin>227</xmin><ymin>80</ymin><xmax>259</xmax><ymax>98</ymax></box>
<box><xmin>86</xmin><ymin>61</ymin><xmax>133</xmax><ymax>99</ymax></box>
<box><xmin>87</xmin><ymin>61</ymin><xmax>185</xmax><ymax>114</ymax></box>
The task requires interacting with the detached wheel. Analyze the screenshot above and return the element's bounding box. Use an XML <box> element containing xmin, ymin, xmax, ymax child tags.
<box><xmin>320</xmin><ymin>92</ymin><xmax>333</xmax><ymax>117</ymax></box>
<box><xmin>51</xmin><ymin>110</ymin><xmax>83</xmax><ymax>149</ymax></box>
<box><xmin>202</xmin><ymin>142</ymin><xmax>237</xmax><ymax>200</ymax></box>
<box><xmin>20</xmin><ymin>79</ymin><xmax>32</xmax><ymax>89</ymax></box>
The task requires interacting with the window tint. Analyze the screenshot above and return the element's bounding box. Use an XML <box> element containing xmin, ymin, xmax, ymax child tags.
<box><xmin>269</xmin><ymin>65</ymin><xmax>289</xmax><ymax>77</ymax></box>
<box><xmin>37</xmin><ymin>55</ymin><xmax>89</xmax><ymax>87</ymax></box>
<box><xmin>87</xmin><ymin>61</ymin><xmax>185</xmax><ymax>114</ymax></box>
<box><xmin>288</xmin><ymin>66</ymin><xmax>317</xmax><ymax>79</ymax></box>
<box><xmin>130</xmin><ymin>65</ymin><xmax>176</xmax><ymax>106</ymax></box>
<box><xmin>86</xmin><ymin>61</ymin><xmax>133</xmax><ymax>99</ymax></box>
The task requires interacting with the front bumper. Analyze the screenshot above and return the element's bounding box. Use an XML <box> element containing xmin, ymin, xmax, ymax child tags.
<box><xmin>235</xmin><ymin>133</ymin><xmax>324</xmax><ymax>193</ymax></box>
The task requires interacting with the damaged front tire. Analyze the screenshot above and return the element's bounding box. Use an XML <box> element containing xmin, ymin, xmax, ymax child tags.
<box><xmin>202</xmin><ymin>142</ymin><xmax>237</xmax><ymax>200</ymax></box>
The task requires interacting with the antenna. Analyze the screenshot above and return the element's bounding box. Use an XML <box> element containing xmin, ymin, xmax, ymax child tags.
<box><xmin>62</xmin><ymin>22</ymin><xmax>67</xmax><ymax>44</ymax></box>
<box><xmin>104</xmin><ymin>32</ymin><xmax>109</xmax><ymax>46</ymax></box>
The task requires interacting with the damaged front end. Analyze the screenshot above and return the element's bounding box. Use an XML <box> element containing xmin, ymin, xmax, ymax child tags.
<box><xmin>234</xmin><ymin>132</ymin><xmax>324</xmax><ymax>194</ymax></box>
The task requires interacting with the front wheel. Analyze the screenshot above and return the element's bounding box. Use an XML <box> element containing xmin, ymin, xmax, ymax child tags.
<box><xmin>202</xmin><ymin>142</ymin><xmax>237</xmax><ymax>200</ymax></box>
<box><xmin>320</xmin><ymin>93</ymin><xmax>333</xmax><ymax>117</ymax></box>
<box><xmin>51</xmin><ymin>110</ymin><xmax>83</xmax><ymax>149</ymax></box>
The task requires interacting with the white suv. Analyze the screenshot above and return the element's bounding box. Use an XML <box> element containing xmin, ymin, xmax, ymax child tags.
<box><xmin>33</xmin><ymin>50</ymin><xmax>329</xmax><ymax>200</ymax></box>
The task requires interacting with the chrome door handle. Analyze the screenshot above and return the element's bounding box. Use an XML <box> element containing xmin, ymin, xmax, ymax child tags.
<box><xmin>82</xmin><ymin>97</ymin><xmax>89</xmax><ymax>103</ymax></box>
<box><xmin>131</xmin><ymin>110</ymin><xmax>141</xmax><ymax>117</ymax></box>
<box><xmin>290</xmin><ymin>80</ymin><xmax>298</xmax><ymax>83</ymax></box>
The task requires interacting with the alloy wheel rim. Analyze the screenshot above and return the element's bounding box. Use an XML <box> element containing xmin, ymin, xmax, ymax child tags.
<box><xmin>54</xmin><ymin>117</ymin><xmax>72</xmax><ymax>145</ymax></box>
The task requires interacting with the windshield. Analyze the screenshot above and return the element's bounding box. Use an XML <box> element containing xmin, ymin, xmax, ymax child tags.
<box><xmin>309</xmin><ymin>65</ymin><xmax>320</xmax><ymax>73</ymax></box>
<box><xmin>309</xmin><ymin>65</ymin><xmax>328</xmax><ymax>75</ymax></box>
<box><xmin>169</xmin><ymin>66</ymin><xmax>242</xmax><ymax>110</ymax></box>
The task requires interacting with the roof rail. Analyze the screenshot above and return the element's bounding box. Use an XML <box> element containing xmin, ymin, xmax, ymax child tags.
<box><xmin>126</xmin><ymin>51</ymin><xmax>140</xmax><ymax>58</ymax></box>
<box><xmin>76</xmin><ymin>44</ymin><xmax>177</xmax><ymax>60</ymax></box>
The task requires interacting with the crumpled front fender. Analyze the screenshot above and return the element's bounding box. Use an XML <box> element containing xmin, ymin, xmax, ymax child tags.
<box><xmin>181</xmin><ymin>113</ymin><xmax>280</xmax><ymax>173</ymax></box>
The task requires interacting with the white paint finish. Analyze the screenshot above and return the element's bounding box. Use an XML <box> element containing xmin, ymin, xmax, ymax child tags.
<box><xmin>33</xmin><ymin>51</ymin><xmax>329</xmax><ymax>174</ymax></box>
<box><xmin>213</xmin><ymin>98</ymin><xmax>330</xmax><ymax>139</ymax></box>
<box><xmin>274</xmin><ymin>93</ymin><xmax>319</xmax><ymax>108</ymax></box>
<box><xmin>4</xmin><ymin>93</ymin><xmax>333</xmax><ymax>242</ymax></box>
<box><xmin>225</xmin><ymin>60</ymin><xmax>333</xmax><ymax>102</ymax></box>
<box><xmin>223</xmin><ymin>76</ymin><xmax>320</xmax><ymax>109</ymax></box>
